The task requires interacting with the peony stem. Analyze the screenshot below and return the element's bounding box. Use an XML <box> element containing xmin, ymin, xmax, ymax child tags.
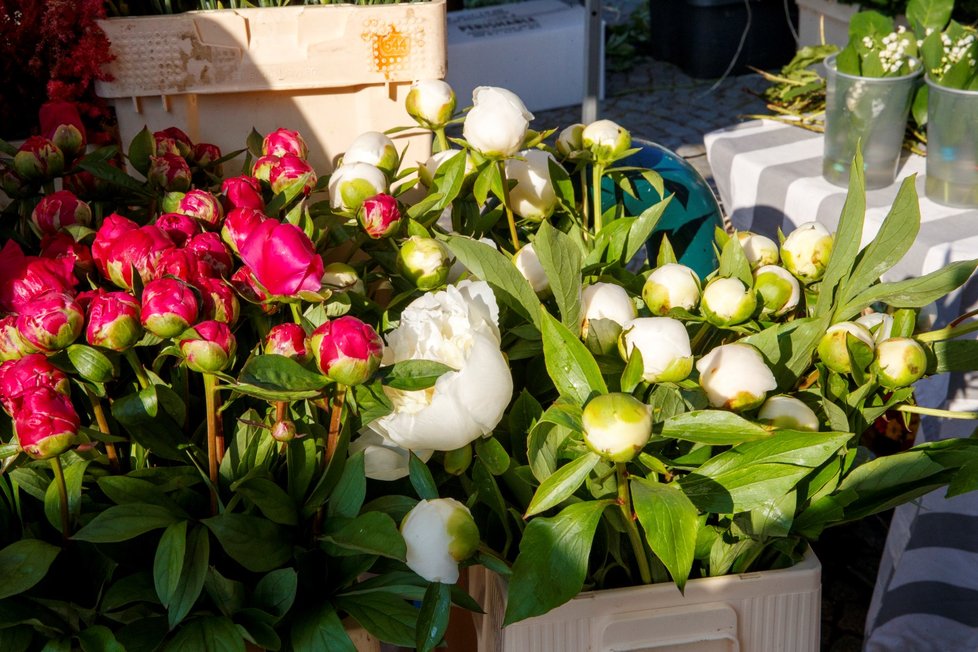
<box><xmin>918</xmin><ymin>315</ymin><xmax>978</xmax><ymax>343</ymax></box>
<box><xmin>616</xmin><ymin>462</ymin><xmax>652</xmax><ymax>584</ymax></box>
<box><xmin>434</xmin><ymin>127</ymin><xmax>449</xmax><ymax>153</ymax></box>
<box><xmin>325</xmin><ymin>385</ymin><xmax>347</xmax><ymax>470</ymax></box>
<box><xmin>50</xmin><ymin>456</ymin><xmax>70</xmax><ymax>541</ymax></box>
<box><xmin>496</xmin><ymin>159</ymin><xmax>520</xmax><ymax>251</ymax></box>
<box><xmin>124</xmin><ymin>349</ymin><xmax>151</xmax><ymax>390</ymax></box>
<box><xmin>897</xmin><ymin>404</ymin><xmax>978</xmax><ymax>420</ymax></box>
<box><xmin>289</xmin><ymin>302</ymin><xmax>303</xmax><ymax>325</ymax></box>
<box><xmin>591</xmin><ymin>162</ymin><xmax>606</xmax><ymax>234</ymax></box>
<box><xmin>85</xmin><ymin>388</ymin><xmax>120</xmax><ymax>474</ymax></box>
<box><xmin>204</xmin><ymin>373</ymin><xmax>221</xmax><ymax>515</ymax></box>
<box><xmin>579</xmin><ymin>168</ymin><xmax>590</xmax><ymax>233</ymax></box>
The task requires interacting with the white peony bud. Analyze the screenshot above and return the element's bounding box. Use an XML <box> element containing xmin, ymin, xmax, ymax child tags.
<box><xmin>874</xmin><ymin>337</ymin><xmax>927</xmax><ymax>388</ymax></box>
<box><xmin>462</xmin><ymin>86</ymin><xmax>533</xmax><ymax>158</ymax></box>
<box><xmin>342</xmin><ymin>131</ymin><xmax>399</xmax><ymax>178</ymax></box>
<box><xmin>328</xmin><ymin>162</ymin><xmax>388</xmax><ymax>213</ymax></box>
<box><xmin>817</xmin><ymin>321</ymin><xmax>875</xmax><ymax>374</ymax></box>
<box><xmin>758</xmin><ymin>395</ymin><xmax>820</xmax><ymax>431</ymax></box>
<box><xmin>556</xmin><ymin>123</ymin><xmax>585</xmax><ymax>159</ymax></box>
<box><xmin>618</xmin><ymin>317</ymin><xmax>692</xmax><ymax>383</ymax></box>
<box><xmin>322</xmin><ymin>262</ymin><xmax>364</xmax><ymax>295</ymax></box>
<box><xmin>642</xmin><ymin>263</ymin><xmax>701</xmax><ymax>315</ymax></box>
<box><xmin>856</xmin><ymin>312</ymin><xmax>894</xmax><ymax>343</ymax></box>
<box><xmin>401</xmin><ymin>498</ymin><xmax>479</xmax><ymax>584</ymax></box>
<box><xmin>737</xmin><ymin>232</ymin><xmax>780</xmax><ymax>269</ymax></box>
<box><xmin>581</xmin><ymin>282</ymin><xmax>637</xmax><ymax>338</ymax></box>
<box><xmin>780</xmin><ymin>221</ymin><xmax>833</xmax><ymax>283</ymax></box>
<box><xmin>696</xmin><ymin>343</ymin><xmax>777</xmax><ymax>411</ymax></box>
<box><xmin>504</xmin><ymin>149</ymin><xmax>558</xmax><ymax>222</ymax></box>
<box><xmin>582</xmin><ymin>119</ymin><xmax>631</xmax><ymax>164</ymax></box>
<box><xmin>582</xmin><ymin>393</ymin><xmax>652</xmax><ymax>462</ymax></box>
<box><xmin>753</xmin><ymin>265</ymin><xmax>800</xmax><ymax>317</ymax></box>
<box><xmin>701</xmin><ymin>277</ymin><xmax>757</xmax><ymax>326</ymax></box>
<box><xmin>397</xmin><ymin>236</ymin><xmax>451</xmax><ymax>291</ymax></box>
<box><xmin>420</xmin><ymin>149</ymin><xmax>474</xmax><ymax>188</ymax></box>
<box><xmin>513</xmin><ymin>243</ymin><xmax>549</xmax><ymax>295</ymax></box>
<box><xmin>406</xmin><ymin>79</ymin><xmax>457</xmax><ymax>129</ymax></box>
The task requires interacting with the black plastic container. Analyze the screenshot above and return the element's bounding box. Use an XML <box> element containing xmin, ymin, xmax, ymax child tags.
<box><xmin>649</xmin><ymin>0</ymin><xmax>798</xmax><ymax>79</ymax></box>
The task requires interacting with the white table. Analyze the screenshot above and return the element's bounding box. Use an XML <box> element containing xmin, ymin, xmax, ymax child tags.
<box><xmin>705</xmin><ymin>120</ymin><xmax>978</xmax><ymax>651</ymax></box>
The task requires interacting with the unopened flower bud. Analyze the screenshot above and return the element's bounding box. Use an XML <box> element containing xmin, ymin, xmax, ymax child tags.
<box><xmin>178</xmin><ymin>189</ymin><xmax>224</xmax><ymax>230</ymax></box>
<box><xmin>17</xmin><ymin>291</ymin><xmax>84</xmax><ymax>353</ymax></box>
<box><xmin>156</xmin><ymin>212</ymin><xmax>202</xmax><ymax>247</ymax></box>
<box><xmin>31</xmin><ymin>190</ymin><xmax>91</xmax><ymax>236</ymax></box>
<box><xmin>155</xmin><ymin>128</ymin><xmax>193</xmax><ymax>158</ymax></box>
<box><xmin>147</xmin><ymin>154</ymin><xmax>192</xmax><ymax>192</ymax></box>
<box><xmin>196</xmin><ymin>277</ymin><xmax>240</xmax><ymax>324</ymax></box>
<box><xmin>817</xmin><ymin>322</ymin><xmax>875</xmax><ymax>374</ymax></box>
<box><xmin>141</xmin><ymin>278</ymin><xmax>198</xmax><ymax>339</ymax></box>
<box><xmin>187</xmin><ymin>232</ymin><xmax>233</xmax><ymax>279</ymax></box>
<box><xmin>328</xmin><ymin>163</ymin><xmax>388</xmax><ymax>213</ymax></box>
<box><xmin>14</xmin><ymin>137</ymin><xmax>64</xmax><ymax>181</ymax></box>
<box><xmin>505</xmin><ymin>149</ymin><xmax>557</xmax><ymax>222</ymax></box>
<box><xmin>856</xmin><ymin>312</ymin><xmax>894</xmax><ymax>343</ymax></box>
<box><xmin>265</xmin><ymin>323</ymin><xmax>309</xmax><ymax>362</ymax></box>
<box><xmin>14</xmin><ymin>387</ymin><xmax>79</xmax><ymax>460</ymax></box>
<box><xmin>191</xmin><ymin>142</ymin><xmax>223</xmax><ymax>176</ymax></box>
<box><xmin>513</xmin><ymin>243</ymin><xmax>549</xmax><ymax>295</ymax></box>
<box><xmin>308</xmin><ymin>316</ymin><xmax>383</xmax><ymax>386</ymax></box>
<box><xmin>753</xmin><ymin>265</ymin><xmax>800</xmax><ymax>317</ymax></box>
<box><xmin>582</xmin><ymin>119</ymin><xmax>631</xmax><ymax>164</ymax></box>
<box><xmin>701</xmin><ymin>277</ymin><xmax>757</xmax><ymax>326</ymax></box>
<box><xmin>0</xmin><ymin>316</ymin><xmax>35</xmax><ymax>361</ymax></box>
<box><xmin>0</xmin><ymin>353</ymin><xmax>69</xmax><ymax>415</ymax></box>
<box><xmin>642</xmin><ymin>263</ymin><xmax>700</xmax><ymax>315</ymax></box>
<box><xmin>397</xmin><ymin>237</ymin><xmax>450</xmax><ymax>291</ymax></box>
<box><xmin>556</xmin><ymin>123</ymin><xmax>585</xmax><ymax>159</ymax></box>
<box><xmin>781</xmin><ymin>221</ymin><xmax>833</xmax><ymax>283</ymax></box>
<box><xmin>582</xmin><ymin>392</ymin><xmax>653</xmax><ymax>462</ymax></box>
<box><xmin>262</xmin><ymin>128</ymin><xmax>308</xmax><ymax>159</ymax></box>
<box><xmin>406</xmin><ymin>79</ymin><xmax>457</xmax><ymax>130</ymax></box>
<box><xmin>619</xmin><ymin>317</ymin><xmax>692</xmax><ymax>383</ymax></box>
<box><xmin>222</xmin><ymin>207</ymin><xmax>268</xmax><ymax>255</ymax></box>
<box><xmin>874</xmin><ymin>337</ymin><xmax>927</xmax><ymax>388</ymax></box>
<box><xmin>160</xmin><ymin>192</ymin><xmax>185</xmax><ymax>214</ymax></box>
<box><xmin>696</xmin><ymin>343</ymin><xmax>777</xmax><ymax>411</ymax></box>
<box><xmin>343</xmin><ymin>131</ymin><xmax>399</xmax><ymax>178</ymax></box>
<box><xmin>358</xmin><ymin>193</ymin><xmax>402</xmax><ymax>239</ymax></box>
<box><xmin>271</xmin><ymin>420</ymin><xmax>296</xmax><ymax>443</ymax></box>
<box><xmin>86</xmin><ymin>291</ymin><xmax>142</xmax><ymax>351</ymax></box>
<box><xmin>221</xmin><ymin>175</ymin><xmax>265</xmax><ymax>211</ymax></box>
<box><xmin>252</xmin><ymin>155</ymin><xmax>279</xmax><ymax>185</ymax></box>
<box><xmin>581</xmin><ymin>282</ymin><xmax>636</xmax><ymax>338</ymax></box>
<box><xmin>758</xmin><ymin>395</ymin><xmax>820</xmax><ymax>431</ymax></box>
<box><xmin>180</xmin><ymin>320</ymin><xmax>235</xmax><ymax>373</ymax></box>
<box><xmin>401</xmin><ymin>498</ymin><xmax>479</xmax><ymax>584</ymax></box>
<box><xmin>269</xmin><ymin>155</ymin><xmax>317</xmax><ymax>196</ymax></box>
<box><xmin>322</xmin><ymin>262</ymin><xmax>364</xmax><ymax>295</ymax></box>
<box><xmin>462</xmin><ymin>86</ymin><xmax>533</xmax><ymax>158</ymax></box>
<box><xmin>737</xmin><ymin>232</ymin><xmax>780</xmax><ymax>269</ymax></box>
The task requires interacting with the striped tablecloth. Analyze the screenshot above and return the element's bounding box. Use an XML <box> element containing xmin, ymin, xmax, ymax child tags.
<box><xmin>705</xmin><ymin>120</ymin><xmax>978</xmax><ymax>651</ymax></box>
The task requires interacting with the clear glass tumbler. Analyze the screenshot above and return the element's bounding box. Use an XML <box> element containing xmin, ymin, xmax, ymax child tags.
<box><xmin>925</xmin><ymin>76</ymin><xmax>978</xmax><ymax>208</ymax></box>
<box><xmin>823</xmin><ymin>54</ymin><xmax>922</xmax><ymax>190</ymax></box>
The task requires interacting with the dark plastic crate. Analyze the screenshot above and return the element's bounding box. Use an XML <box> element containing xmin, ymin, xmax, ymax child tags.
<box><xmin>649</xmin><ymin>0</ymin><xmax>799</xmax><ymax>78</ymax></box>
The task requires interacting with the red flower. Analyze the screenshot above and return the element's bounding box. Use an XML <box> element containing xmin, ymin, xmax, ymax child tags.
<box><xmin>238</xmin><ymin>219</ymin><xmax>324</xmax><ymax>297</ymax></box>
<box><xmin>221</xmin><ymin>175</ymin><xmax>265</xmax><ymax>212</ymax></box>
<box><xmin>0</xmin><ymin>240</ymin><xmax>77</xmax><ymax>312</ymax></box>
<box><xmin>0</xmin><ymin>353</ymin><xmax>69</xmax><ymax>415</ymax></box>
<box><xmin>156</xmin><ymin>212</ymin><xmax>202</xmax><ymax>247</ymax></box>
<box><xmin>31</xmin><ymin>190</ymin><xmax>92</xmax><ymax>236</ymax></box>
<box><xmin>308</xmin><ymin>316</ymin><xmax>383</xmax><ymax>386</ymax></box>
<box><xmin>14</xmin><ymin>386</ymin><xmax>79</xmax><ymax>460</ymax></box>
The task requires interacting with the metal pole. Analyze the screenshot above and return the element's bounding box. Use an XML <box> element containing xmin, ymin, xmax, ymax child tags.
<box><xmin>582</xmin><ymin>0</ymin><xmax>602</xmax><ymax>123</ymax></box>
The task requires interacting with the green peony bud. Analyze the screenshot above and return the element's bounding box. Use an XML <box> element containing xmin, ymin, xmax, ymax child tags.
<box><xmin>582</xmin><ymin>393</ymin><xmax>653</xmax><ymax>462</ymax></box>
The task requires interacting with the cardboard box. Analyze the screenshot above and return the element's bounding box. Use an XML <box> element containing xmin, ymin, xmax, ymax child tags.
<box><xmin>446</xmin><ymin>0</ymin><xmax>603</xmax><ymax>113</ymax></box>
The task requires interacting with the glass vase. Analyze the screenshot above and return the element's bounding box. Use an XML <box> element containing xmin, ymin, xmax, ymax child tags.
<box><xmin>822</xmin><ymin>54</ymin><xmax>922</xmax><ymax>189</ymax></box>
<box><xmin>925</xmin><ymin>76</ymin><xmax>978</xmax><ymax>208</ymax></box>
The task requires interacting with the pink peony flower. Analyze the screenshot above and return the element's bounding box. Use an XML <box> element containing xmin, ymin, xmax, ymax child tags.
<box><xmin>154</xmin><ymin>127</ymin><xmax>193</xmax><ymax>157</ymax></box>
<box><xmin>308</xmin><ymin>316</ymin><xmax>383</xmax><ymax>386</ymax></box>
<box><xmin>31</xmin><ymin>190</ymin><xmax>91</xmax><ymax>235</ymax></box>
<box><xmin>177</xmin><ymin>189</ymin><xmax>224</xmax><ymax>230</ymax></box>
<box><xmin>230</xmin><ymin>266</ymin><xmax>272</xmax><ymax>312</ymax></box>
<box><xmin>264</xmin><ymin>322</ymin><xmax>309</xmax><ymax>361</ymax></box>
<box><xmin>262</xmin><ymin>128</ymin><xmax>308</xmax><ymax>159</ymax></box>
<box><xmin>221</xmin><ymin>207</ymin><xmax>268</xmax><ymax>255</ymax></box>
<box><xmin>269</xmin><ymin>154</ymin><xmax>317</xmax><ymax>196</ymax></box>
<box><xmin>0</xmin><ymin>353</ymin><xmax>69</xmax><ymax>414</ymax></box>
<box><xmin>148</xmin><ymin>154</ymin><xmax>192</xmax><ymax>192</ymax></box>
<box><xmin>40</xmin><ymin>233</ymin><xmax>96</xmax><ymax>281</ymax></box>
<box><xmin>196</xmin><ymin>277</ymin><xmax>240</xmax><ymax>324</ymax></box>
<box><xmin>156</xmin><ymin>212</ymin><xmax>202</xmax><ymax>247</ymax></box>
<box><xmin>180</xmin><ymin>320</ymin><xmax>235</xmax><ymax>373</ymax></box>
<box><xmin>221</xmin><ymin>175</ymin><xmax>265</xmax><ymax>212</ymax></box>
<box><xmin>16</xmin><ymin>291</ymin><xmax>85</xmax><ymax>353</ymax></box>
<box><xmin>252</xmin><ymin>155</ymin><xmax>279</xmax><ymax>185</ymax></box>
<box><xmin>0</xmin><ymin>240</ymin><xmax>78</xmax><ymax>312</ymax></box>
<box><xmin>0</xmin><ymin>316</ymin><xmax>36</xmax><ymax>362</ymax></box>
<box><xmin>14</xmin><ymin>386</ymin><xmax>79</xmax><ymax>459</ymax></box>
<box><xmin>91</xmin><ymin>216</ymin><xmax>175</xmax><ymax>290</ymax></box>
<box><xmin>14</xmin><ymin>136</ymin><xmax>64</xmax><ymax>181</ymax></box>
<box><xmin>186</xmin><ymin>232</ymin><xmax>233</xmax><ymax>279</ymax></box>
<box><xmin>141</xmin><ymin>278</ymin><xmax>198</xmax><ymax>338</ymax></box>
<box><xmin>238</xmin><ymin>219</ymin><xmax>324</xmax><ymax>297</ymax></box>
<box><xmin>85</xmin><ymin>290</ymin><xmax>142</xmax><ymax>351</ymax></box>
<box><xmin>358</xmin><ymin>193</ymin><xmax>402</xmax><ymax>239</ymax></box>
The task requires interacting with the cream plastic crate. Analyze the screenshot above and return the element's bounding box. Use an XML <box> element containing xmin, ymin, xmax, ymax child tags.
<box><xmin>796</xmin><ymin>0</ymin><xmax>859</xmax><ymax>47</ymax></box>
<box><xmin>470</xmin><ymin>549</ymin><xmax>821</xmax><ymax>652</ymax></box>
<box><xmin>95</xmin><ymin>1</ymin><xmax>447</xmax><ymax>175</ymax></box>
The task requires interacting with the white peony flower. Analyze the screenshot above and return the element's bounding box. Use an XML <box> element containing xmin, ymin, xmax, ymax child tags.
<box><xmin>462</xmin><ymin>86</ymin><xmax>533</xmax><ymax>158</ymax></box>
<box><xmin>817</xmin><ymin>321</ymin><xmax>875</xmax><ymax>374</ymax></box>
<box><xmin>619</xmin><ymin>317</ymin><xmax>692</xmax><ymax>383</ymax></box>
<box><xmin>513</xmin><ymin>243</ymin><xmax>549</xmax><ymax>295</ymax></box>
<box><xmin>581</xmin><ymin>282</ymin><xmax>637</xmax><ymax>337</ymax></box>
<box><xmin>642</xmin><ymin>263</ymin><xmax>701</xmax><ymax>315</ymax></box>
<box><xmin>874</xmin><ymin>337</ymin><xmax>927</xmax><ymax>388</ymax></box>
<box><xmin>701</xmin><ymin>277</ymin><xmax>757</xmax><ymax>326</ymax></box>
<box><xmin>420</xmin><ymin>150</ymin><xmax>473</xmax><ymax>188</ymax></box>
<box><xmin>348</xmin><ymin>430</ymin><xmax>432</xmax><ymax>481</ymax></box>
<box><xmin>696</xmin><ymin>343</ymin><xmax>777</xmax><ymax>411</ymax></box>
<box><xmin>582</xmin><ymin>393</ymin><xmax>653</xmax><ymax>462</ymax></box>
<box><xmin>556</xmin><ymin>123</ymin><xmax>585</xmax><ymax>158</ymax></box>
<box><xmin>328</xmin><ymin>162</ymin><xmax>388</xmax><ymax>212</ymax></box>
<box><xmin>780</xmin><ymin>221</ymin><xmax>833</xmax><ymax>283</ymax></box>
<box><xmin>341</xmin><ymin>131</ymin><xmax>399</xmax><ymax>177</ymax></box>
<box><xmin>401</xmin><ymin>498</ymin><xmax>479</xmax><ymax>584</ymax></box>
<box><xmin>366</xmin><ymin>281</ymin><xmax>513</xmax><ymax>452</ymax></box>
<box><xmin>582</xmin><ymin>119</ymin><xmax>631</xmax><ymax>163</ymax></box>
<box><xmin>406</xmin><ymin>79</ymin><xmax>457</xmax><ymax>129</ymax></box>
<box><xmin>753</xmin><ymin>265</ymin><xmax>800</xmax><ymax>317</ymax></box>
<box><xmin>504</xmin><ymin>149</ymin><xmax>557</xmax><ymax>222</ymax></box>
<box><xmin>758</xmin><ymin>395</ymin><xmax>820</xmax><ymax>431</ymax></box>
<box><xmin>737</xmin><ymin>232</ymin><xmax>780</xmax><ymax>269</ymax></box>
<box><xmin>856</xmin><ymin>312</ymin><xmax>894</xmax><ymax>343</ymax></box>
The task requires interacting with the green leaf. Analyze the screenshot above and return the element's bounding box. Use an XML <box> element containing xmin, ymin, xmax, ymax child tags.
<box><xmin>540</xmin><ymin>308</ymin><xmax>607</xmax><ymax>405</ymax></box>
<box><xmin>234</xmin><ymin>477</ymin><xmax>299</xmax><ymax>526</ymax></box>
<box><xmin>534</xmin><ymin>221</ymin><xmax>583</xmax><ymax>330</ymax></box>
<box><xmin>475</xmin><ymin>437</ymin><xmax>510</xmax><ymax>475</ymax></box>
<box><xmin>202</xmin><ymin>513</ymin><xmax>291</xmax><ymax>573</ymax></box>
<box><xmin>335</xmin><ymin>592</ymin><xmax>418</xmax><ymax>647</ymax></box>
<box><xmin>291</xmin><ymin>603</ymin><xmax>355</xmax><ymax>652</ymax></box>
<box><xmin>167</xmin><ymin>525</ymin><xmax>210</xmax><ymax>629</ymax></box>
<box><xmin>906</xmin><ymin>0</ymin><xmax>953</xmax><ymax>32</ymax></box>
<box><xmin>932</xmin><ymin>340</ymin><xmax>978</xmax><ymax>374</ymax></box>
<box><xmin>154</xmin><ymin>521</ymin><xmax>187</xmax><ymax>608</ymax></box>
<box><xmin>620</xmin><ymin>347</ymin><xmax>645</xmax><ymax>394</ymax></box>
<box><xmin>78</xmin><ymin>626</ymin><xmax>125</xmax><ymax>652</ymax></box>
<box><xmin>253</xmin><ymin>568</ymin><xmax>298</xmax><ymax>620</ymax></box>
<box><xmin>127</xmin><ymin>126</ymin><xmax>154</xmax><ymax>176</ymax></box>
<box><xmin>321</xmin><ymin>512</ymin><xmax>406</xmax><ymax>561</ymax></box>
<box><xmin>631</xmin><ymin>477</ymin><xmax>699</xmax><ymax>591</ymax></box>
<box><xmin>816</xmin><ymin>147</ymin><xmax>865</xmax><ymax>316</ymax></box>
<box><xmin>832</xmin><ymin>448</ymin><xmax>947</xmax><ymax>521</ymax></box>
<box><xmin>444</xmin><ymin>235</ymin><xmax>541</xmax><ymax>329</ymax></box>
<box><xmin>743</xmin><ymin>316</ymin><xmax>830</xmax><ymax>390</ymax></box>
<box><xmin>97</xmin><ymin>475</ymin><xmax>184</xmax><ymax>511</ymax></box>
<box><xmin>0</xmin><ymin>539</ymin><xmax>60</xmax><ymax>600</ymax></box>
<box><xmin>162</xmin><ymin>616</ymin><xmax>244</xmax><ymax>652</ymax></box>
<box><xmin>73</xmin><ymin>504</ymin><xmax>180</xmax><ymax>542</ymax></box>
<box><xmin>44</xmin><ymin>459</ymin><xmax>89</xmax><ymax>532</ymax></box>
<box><xmin>327</xmin><ymin>451</ymin><xmax>366</xmax><ymax>519</ymax></box>
<box><xmin>660</xmin><ymin>410</ymin><xmax>773</xmax><ymax>445</ymax></box>
<box><xmin>383</xmin><ymin>360</ymin><xmax>454</xmax><ymax>391</ymax></box>
<box><xmin>503</xmin><ymin>500</ymin><xmax>612</xmax><ymax>625</ymax></box>
<box><xmin>837</xmin><ymin>259</ymin><xmax>978</xmax><ymax>319</ymax></box>
<box><xmin>416</xmin><ymin>582</ymin><xmax>451</xmax><ymax>652</ymax></box>
<box><xmin>624</xmin><ymin>198</ymin><xmax>670</xmax><ymax>264</ymax></box>
<box><xmin>66</xmin><ymin>344</ymin><xmax>117</xmax><ymax>383</ymax></box>
<box><xmin>204</xmin><ymin>568</ymin><xmax>245</xmax><ymax>619</ymax></box>
<box><xmin>524</xmin><ymin>452</ymin><xmax>600</xmax><ymax>517</ymax></box>
<box><xmin>235</xmin><ymin>354</ymin><xmax>328</xmax><ymax>400</ymax></box>
<box><xmin>717</xmin><ymin>232</ymin><xmax>753</xmax><ymax>287</ymax></box>
<box><xmin>409</xmin><ymin>452</ymin><xmax>438</xmax><ymax>500</ymax></box>
<box><xmin>679</xmin><ymin>431</ymin><xmax>851</xmax><ymax>513</ymax></box>
<box><xmin>286</xmin><ymin>437</ymin><xmax>318</xmax><ymax>503</ymax></box>
<box><xmin>112</xmin><ymin>387</ymin><xmax>191</xmax><ymax>461</ymax></box>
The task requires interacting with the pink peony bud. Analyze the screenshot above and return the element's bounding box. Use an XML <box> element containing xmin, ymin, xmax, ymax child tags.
<box><xmin>252</xmin><ymin>155</ymin><xmax>279</xmax><ymax>185</ymax></box>
<box><xmin>161</xmin><ymin>191</ymin><xmax>185</xmax><ymax>214</ymax></box>
<box><xmin>156</xmin><ymin>212</ymin><xmax>202</xmax><ymax>247</ymax></box>
<box><xmin>0</xmin><ymin>353</ymin><xmax>70</xmax><ymax>414</ymax></box>
<box><xmin>63</xmin><ymin>166</ymin><xmax>114</xmax><ymax>202</ymax></box>
<box><xmin>154</xmin><ymin>128</ymin><xmax>193</xmax><ymax>158</ymax></box>
<box><xmin>92</xmin><ymin>216</ymin><xmax>175</xmax><ymax>290</ymax></box>
<box><xmin>16</xmin><ymin>291</ymin><xmax>84</xmax><ymax>353</ymax></box>
<box><xmin>40</xmin><ymin>233</ymin><xmax>96</xmax><ymax>283</ymax></box>
<box><xmin>239</xmin><ymin>219</ymin><xmax>324</xmax><ymax>297</ymax></box>
<box><xmin>191</xmin><ymin>142</ymin><xmax>223</xmax><ymax>177</ymax></box>
<box><xmin>222</xmin><ymin>207</ymin><xmax>268</xmax><ymax>255</ymax></box>
<box><xmin>269</xmin><ymin>155</ymin><xmax>317</xmax><ymax>196</ymax></box>
<box><xmin>31</xmin><ymin>190</ymin><xmax>92</xmax><ymax>236</ymax></box>
<box><xmin>14</xmin><ymin>386</ymin><xmax>79</xmax><ymax>459</ymax></box>
<box><xmin>148</xmin><ymin>154</ymin><xmax>192</xmax><ymax>192</ymax></box>
<box><xmin>154</xmin><ymin>249</ymin><xmax>199</xmax><ymax>283</ymax></box>
<box><xmin>265</xmin><ymin>323</ymin><xmax>309</xmax><ymax>361</ymax></box>
<box><xmin>177</xmin><ymin>189</ymin><xmax>224</xmax><ymax>230</ymax></box>
<box><xmin>0</xmin><ymin>161</ymin><xmax>34</xmax><ymax>199</ymax></box>
<box><xmin>221</xmin><ymin>175</ymin><xmax>265</xmax><ymax>212</ymax></box>
<box><xmin>271</xmin><ymin>420</ymin><xmax>296</xmax><ymax>442</ymax></box>
<box><xmin>14</xmin><ymin>136</ymin><xmax>64</xmax><ymax>181</ymax></box>
<box><xmin>86</xmin><ymin>290</ymin><xmax>142</xmax><ymax>351</ymax></box>
<box><xmin>262</xmin><ymin>128</ymin><xmax>308</xmax><ymax>159</ymax></box>
<box><xmin>0</xmin><ymin>316</ymin><xmax>36</xmax><ymax>362</ymax></box>
<box><xmin>0</xmin><ymin>241</ymin><xmax>77</xmax><ymax>312</ymax></box>
<box><xmin>40</xmin><ymin>101</ymin><xmax>87</xmax><ymax>163</ymax></box>
<box><xmin>141</xmin><ymin>278</ymin><xmax>198</xmax><ymax>338</ymax></box>
<box><xmin>180</xmin><ymin>320</ymin><xmax>235</xmax><ymax>373</ymax></box>
<box><xmin>186</xmin><ymin>232</ymin><xmax>233</xmax><ymax>279</ymax></box>
<box><xmin>230</xmin><ymin>267</ymin><xmax>272</xmax><ymax>313</ymax></box>
<box><xmin>357</xmin><ymin>193</ymin><xmax>402</xmax><ymax>239</ymax></box>
<box><xmin>196</xmin><ymin>277</ymin><xmax>240</xmax><ymax>324</ymax></box>
<box><xmin>308</xmin><ymin>316</ymin><xmax>382</xmax><ymax>386</ymax></box>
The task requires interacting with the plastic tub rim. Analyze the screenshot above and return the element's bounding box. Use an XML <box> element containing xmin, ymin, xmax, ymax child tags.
<box><xmin>824</xmin><ymin>52</ymin><xmax>924</xmax><ymax>85</ymax></box>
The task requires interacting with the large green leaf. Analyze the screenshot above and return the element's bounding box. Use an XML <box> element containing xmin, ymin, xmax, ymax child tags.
<box><xmin>416</xmin><ymin>582</ymin><xmax>451</xmax><ymax>652</ymax></box>
<box><xmin>444</xmin><ymin>235</ymin><xmax>541</xmax><ymax>329</ymax></box>
<box><xmin>154</xmin><ymin>521</ymin><xmax>187</xmax><ymax>608</ymax></box>
<box><xmin>742</xmin><ymin>316</ymin><xmax>830</xmax><ymax>390</ymax></box>
<box><xmin>234</xmin><ymin>477</ymin><xmax>299</xmax><ymax>526</ymax></box>
<box><xmin>837</xmin><ymin>259</ymin><xmax>978</xmax><ymax>319</ymax></box>
<box><xmin>534</xmin><ymin>221</ymin><xmax>583</xmax><ymax>330</ymax></box>
<box><xmin>235</xmin><ymin>354</ymin><xmax>328</xmax><ymax>401</ymax></box>
<box><xmin>906</xmin><ymin>0</ymin><xmax>953</xmax><ymax>32</ymax></box>
<box><xmin>831</xmin><ymin>448</ymin><xmax>948</xmax><ymax>521</ymax></box>
<box><xmin>78</xmin><ymin>626</ymin><xmax>125</xmax><ymax>652</ymax></box>
<box><xmin>717</xmin><ymin>233</ymin><xmax>753</xmax><ymax>287</ymax></box>
<box><xmin>44</xmin><ymin>459</ymin><xmax>90</xmax><ymax>533</ymax></box>
<box><xmin>321</xmin><ymin>512</ymin><xmax>406</xmax><ymax>561</ymax></box>
<box><xmin>624</xmin><ymin>198</ymin><xmax>670</xmax><ymax>264</ymax></box>
<box><xmin>524</xmin><ymin>452</ymin><xmax>600</xmax><ymax>517</ymax></box>
<box><xmin>659</xmin><ymin>410</ymin><xmax>772</xmax><ymax>445</ymax></box>
<box><xmin>162</xmin><ymin>616</ymin><xmax>243</xmax><ymax>652</ymax></box>
<box><xmin>111</xmin><ymin>387</ymin><xmax>191</xmax><ymax>461</ymax></box>
<box><xmin>335</xmin><ymin>592</ymin><xmax>418</xmax><ymax>647</ymax></box>
<box><xmin>631</xmin><ymin>478</ymin><xmax>699</xmax><ymax>591</ymax></box>
<box><xmin>815</xmin><ymin>148</ymin><xmax>865</xmax><ymax>316</ymax></box>
<box><xmin>290</xmin><ymin>603</ymin><xmax>355</xmax><ymax>652</ymax></box>
<box><xmin>0</xmin><ymin>539</ymin><xmax>60</xmax><ymax>600</ymax></box>
<box><xmin>166</xmin><ymin>525</ymin><xmax>210</xmax><ymax>629</ymax></box>
<box><xmin>327</xmin><ymin>451</ymin><xmax>366</xmax><ymax>519</ymax></box>
<box><xmin>932</xmin><ymin>340</ymin><xmax>978</xmax><ymax>374</ymax></box>
<box><xmin>73</xmin><ymin>504</ymin><xmax>180</xmax><ymax>542</ymax></box>
<box><xmin>202</xmin><ymin>513</ymin><xmax>291</xmax><ymax>573</ymax></box>
<box><xmin>503</xmin><ymin>500</ymin><xmax>612</xmax><ymax>625</ymax></box>
<box><xmin>540</xmin><ymin>308</ymin><xmax>607</xmax><ymax>405</ymax></box>
<box><xmin>253</xmin><ymin>568</ymin><xmax>298</xmax><ymax>620</ymax></box>
<box><xmin>679</xmin><ymin>431</ymin><xmax>851</xmax><ymax>513</ymax></box>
